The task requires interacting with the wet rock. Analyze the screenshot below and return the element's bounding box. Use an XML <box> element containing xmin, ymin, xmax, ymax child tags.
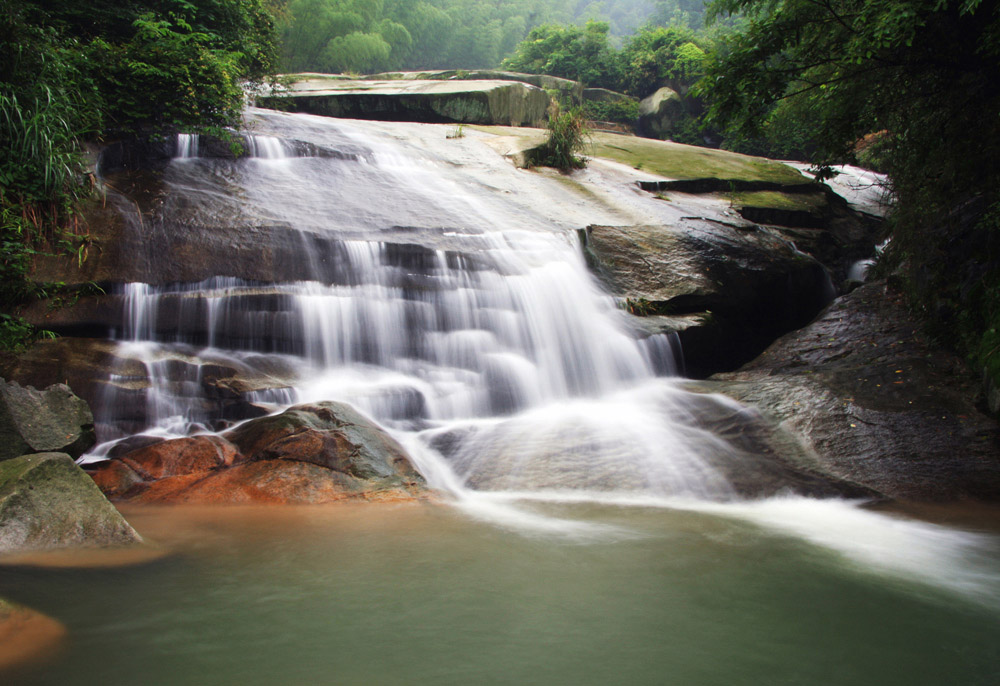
<box><xmin>0</xmin><ymin>379</ymin><xmax>95</xmax><ymax>462</ymax></box>
<box><xmin>87</xmin><ymin>459</ymin><xmax>146</xmax><ymax>500</ymax></box>
<box><xmin>0</xmin><ymin>453</ymin><xmax>141</xmax><ymax>553</ymax></box>
<box><xmin>689</xmin><ymin>282</ymin><xmax>1000</xmax><ymax>501</ymax></box>
<box><xmin>580</xmin><ymin>221</ymin><xmax>833</xmax><ymax>376</ymax></box>
<box><xmin>0</xmin><ymin>338</ymin><xmax>298</xmax><ymax>437</ymax></box>
<box><xmin>0</xmin><ymin>598</ymin><xmax>66</xmax><ymax>672</ymax></box>
<box><xmin>118</xmin><ymin>435</ymin><xmax>238</xmax><ymax>479</ymax></box>
<box><xmin>130</xmin><ymin>459</ymin><xmax>417</xmax><ymax>505</ymax></box>
<box><xmin>90</xmin><ymin>402</ymin><xmax>425</xmax><ymax>504</ymax></box>
<box><xmin>225</xmin><ymin>402</ymin><xmax>421</xmax><ymax>482</ymax></box>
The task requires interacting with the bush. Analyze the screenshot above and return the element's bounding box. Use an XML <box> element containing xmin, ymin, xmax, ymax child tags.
<box><xmin>530</xmin><ymin>107</ymin><xmax>589</xmax><ymax>171</ymax></box>
<box><xmin>582</xmin><ymin>98</ymin><xmax>640</xmax><ymax>125</ymax></box>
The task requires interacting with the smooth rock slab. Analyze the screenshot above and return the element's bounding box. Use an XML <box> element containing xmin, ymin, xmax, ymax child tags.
<box><xmin>690</xmin><ymin>282</ymin><xmax>1000</xmax><ymax>501</ymax></box>
<box><xmin>0</xmin><ymin>453</ymin><xmax>141</xmax><ymax>553</ymax></box>
<box><xmin>260</xmin><ymin>78</ymin><xmax>551</xmax><ymax>126</ymax></box>
<box><xmin>0</xmin><ymin>379</ymin><xmax>95</xmax><ymax>462</ymax></box>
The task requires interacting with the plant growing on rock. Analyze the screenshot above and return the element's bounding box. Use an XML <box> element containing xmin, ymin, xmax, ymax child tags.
<box><xmin>530</xmin><ymin>106</ymin><xmax>589</xmax><ymax>171</ymax></box>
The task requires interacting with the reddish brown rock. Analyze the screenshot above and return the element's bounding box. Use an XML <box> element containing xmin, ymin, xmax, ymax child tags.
<box><xmin>0</xmin><ymin>600</ymin><xmax>66</xmax><ymax>672</ymax></box>
<box><xmin>86</xmin><ymin>460</ymin><xmax>145</xmax><ymax>499</ymax></box>
<box><xmin>119</xmin><ymin>435</ymin><xmax>238</xmax><ymax>480</ymax></box>
<box><xmin>130</xmin><ymin>460</ymin><xmax>418</xmax><ymax>505</ymax></box>
<box><xmin>89</xmin><ymin>402</ymin><xmax>425</xmax><ymax>504</ymax></box>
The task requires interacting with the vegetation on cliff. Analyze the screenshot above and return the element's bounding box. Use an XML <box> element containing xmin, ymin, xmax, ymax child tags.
<box><xmin>0</xmin><ymin>0</ymin><xmax>278</xmax><ymax>349</ymax></box>
<box><xmin>698</xmin><ymin>0</ymin><xmax>1000</xmax><ymax>399</ymax></box>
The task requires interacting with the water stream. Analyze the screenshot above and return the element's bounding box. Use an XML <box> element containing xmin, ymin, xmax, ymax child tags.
<box><xmin>32</xmin><ymin>108</ymin><xmax>998</xmax><ymax>669</ymax></box>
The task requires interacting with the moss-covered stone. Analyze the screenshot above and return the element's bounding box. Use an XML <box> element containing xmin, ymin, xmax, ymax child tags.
<box><xmin>0</xmin><ymin>452</ymin><xmax>141</xmax><ymax>553</ymax></box>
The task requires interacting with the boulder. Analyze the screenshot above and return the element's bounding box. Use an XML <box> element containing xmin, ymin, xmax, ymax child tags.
<box><xmin>0</xmin><ymin>453</ymin><xmax>141</xmax><ymax>553</ymax></box>
<box><xmin>688</xmin><ymin>282</ymin><xmax>1000</xmax><ymax>501</ymax></box>
<box><xmin>0</xmin><ymin>379</ymin><xmax>95</xmax><ymax>462</ymax></box>
<box><xmin>88</xmin><ymin>402</ymin><xmax>426</xmax><ymax>504</ymax></box>
<box><xmin>259</xmin><ymin>78</ymin><xmax>551</xmax><ymax>126</ymax></box>
<box><xmin>130</xmin><ymin>459</ymin><xmax>415</xmax><ymax>505</ymax></box>
<box><xmin>0</xmin><ymin>598</ymin><xmax>66</xmax><ymax>671</ymax></box>
<box><xmin>225</xmin><ymin>402</ymin><xmax>421</xmax><ymax>482</ymax></box>
<box><xmin>579</xmin><ymin>221</ymin><xmax>833</xmax><ymax>376</ymax></box>
<box><xmin>118</xmin><ymin>435</ymin><xmax>237</xmax><ymax>480</ymax></box>
<box><xmin>638</xmin><ymin>87</ymin><xmax>684</xmax><ymax>139</ymax></box>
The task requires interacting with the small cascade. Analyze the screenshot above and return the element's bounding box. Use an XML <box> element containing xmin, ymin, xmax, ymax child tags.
<box><xmin>175</xmin><ymin>133</ymin><xmax>200</xmax><ymax>159</ymax></box>
<box><xmin>244</xmin><ymin>134</ymin><xmax>288</xmax><ymax>159</ymax></box>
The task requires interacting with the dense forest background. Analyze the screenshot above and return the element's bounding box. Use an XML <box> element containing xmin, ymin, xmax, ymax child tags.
<box><xmin>3</xmin><ymin>0</ymin><xmax>1000</xmax><ymax>407</ymax></box>
<box><xmin>277</xmin><ymin>0</ymin><xmax>714</xmax><ymax>73</ymax></box>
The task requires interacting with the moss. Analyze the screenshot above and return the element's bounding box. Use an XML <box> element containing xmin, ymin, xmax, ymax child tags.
<box><xmin>731</xmin><ymin>190</ymin><xmax>827</xmax><ymax>212</ymax></box>
<box><xmin>588</xmin><ymin>135</ymin><xmax>806</xmax><ymax>184</ymax></box>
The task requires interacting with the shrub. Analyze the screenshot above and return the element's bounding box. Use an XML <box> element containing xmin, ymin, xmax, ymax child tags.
<box><xmin>530</xmin><ymin>107</ymin><xmax>589</xmax><ymax>171</ymax></box>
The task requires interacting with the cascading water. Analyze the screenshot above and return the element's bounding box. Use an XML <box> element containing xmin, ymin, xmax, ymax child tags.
<box><xmin>81</xmin><ymin>109</ymin><xmax>1000</xmax><ymax>603</ymax></box>
<box><xmin>87</xmin><ymin>109</ymin><xmax>754</xmax><ymax>504</ymax></box>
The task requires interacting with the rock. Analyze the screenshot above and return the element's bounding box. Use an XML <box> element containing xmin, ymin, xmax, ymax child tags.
<box><xmin>432</xmin><ymin>390</ymin><xmax>872</xmax><ymax>500</ymax></box>
<box><xmin>0</xmin><ymin>453</ymin><xmax>141</xmax><ymax>553</ymax></box>
<box><xmin>359</xmin><ymin>70</ymin><xmax>584</xmax><ymax>105</ymax></box>
<box><xmin>259</xmin><ymin>78</ymin><xmax>551</xmax><ymax>126</ymax></box>
<box><xmin>638</xmin><ymin>87</ymin><xmax>684</xmax><ymax>139</ymax></box>
<box><xmin>0</xmin><ymin>598</ymin><xmax>66</xmax><ymax>671</ymax></box>
<box><xmin>0</xmin><ymin>338</ymin><xmax>298</xmax><ymax>437</ymax></box>
<box><xmin>118</xmin><ymin>435</ymin><xmax>238</xmax><ymax>479</ymax></box>
<box><xmin>688</xmin><ymin>282</ymin><xmax>1000</xmax><ymax>501</ymax></box>
<box><xmin>129</xmin><ymin>459</ymin><xmax>416</xmax><ymax>505</ymax></box>
<box><xmin>225</xmin><ymin>402</ymin><xmax>421</xmax><ymax>482</ymax></box>
<box><xmin>89</xmin><ymin>402</ymin><xmax>425</xmax><ymax>504</ymax></box>
<box><xmin>579</xmin><ymin>221</ymin><xmax>833</xmax><ymax>376</ymax></box>
<box><xmin>0</xmin><ymin>379</ymin><xmax>95</xmax><ymax>462</ymax></box>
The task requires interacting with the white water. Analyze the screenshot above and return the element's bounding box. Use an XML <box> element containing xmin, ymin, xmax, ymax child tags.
<box><xmin>87</xmin><ymin>110</ymin><xmax>1000</xmax><ymax>606</ymax></box>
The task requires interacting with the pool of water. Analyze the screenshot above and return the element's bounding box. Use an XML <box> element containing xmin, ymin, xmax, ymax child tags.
<box><xmin>2</xmin><ymin>500</ymin><xmax>999</xmax><ymax>686</ymax></box>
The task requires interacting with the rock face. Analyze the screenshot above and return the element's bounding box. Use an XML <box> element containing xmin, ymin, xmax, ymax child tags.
<box><xmin>638</xmin><ymin>87</ymin><xmax>684</xmax><ymax>139</ymax></box>
<box><xmin>259</xmin><ymin>78</ymin><xmax>551</xmax><ymax>126</ymax></box>
<box><xmin>0</xmin><ymin>339</ymin><xmax>297</xmax><ymax>437</ymax></box>
<box><xmin>0</xmin><ymin>453</ymin><xmax>141</xmax><ymax>553</ymax></box>
<box><xmin>368</xmin><ymin>70</ymin><xmax>584</xmax><ymax>105</ymax></box>
<box><xmin>87</xmin><ymin>402</ymin><xmax>425</xmax><ymax>504</ymax></box>
<box><xmin>580</xmin><ymin>221</ymin><xmax>833</xmax><ymax>376</ymax></box>
<box><xmin>0</xmin><ymin>380</ymin><xmax>95</xmax><ymax>462</ymax></box>
<box><xmin>689</xmin><ymin>282</ymin><xmax>1000</xmax><ymax>501</ymax></box>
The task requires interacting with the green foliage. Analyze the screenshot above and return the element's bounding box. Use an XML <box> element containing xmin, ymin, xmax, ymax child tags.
<box><xmin>0</xmin><ymin>0</ymin><xmax>279</xmax><ymax>351</ymax></box>
<box><xmin>620</xmin><ymin>25</ymin><xmax>709</xmax><ymax>97</ymax></box>
<box><xmin>501</xmin><ymin>21</ymin><xmax>624</xmax><ymax>89</ymax></box>
<box><xmin>700</xmin><ymin>0</ymin><xmax>1000</xmax><ymax>393</ymax></box>
<box><xmin>582</xmin><ymin>98</ymin><xmax>640</xmax><ymax>125</ymax></box>
<box><xmin>530</xmin><ymin>107</ymin><xmax>589</xmax><ymax>172</ymax></box>
<box><xmin>278</xmin><ymin>0</ymin><xmax>675</xmax><ymax>74</ymax></box>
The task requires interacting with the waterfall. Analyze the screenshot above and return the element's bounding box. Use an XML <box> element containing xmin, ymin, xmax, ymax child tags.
<box><xmin>86</xmin><ymin>118</ymin><xmax>776</xmax><ymax>504</ymax></box>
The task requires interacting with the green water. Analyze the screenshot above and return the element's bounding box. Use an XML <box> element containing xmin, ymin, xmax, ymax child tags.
<box><xmin>2</xmin><ymin>501</ymin><xmax>999</xmax><ymax>686</ymax></box>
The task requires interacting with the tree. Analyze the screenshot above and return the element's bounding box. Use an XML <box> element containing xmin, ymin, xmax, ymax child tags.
<box><xmin>500</xmin><ymin>20</ymin><xmax>624</xmax><ymax>89</ymax></box>
<box><xmin>699</xmin><ymin>0</ymin><xmax>1000</xmax><ymax>391</ymax></box>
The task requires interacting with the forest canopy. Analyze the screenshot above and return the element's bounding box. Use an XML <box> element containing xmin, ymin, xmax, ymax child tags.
<box><xmin>277</xmin><ymin>0</ymin><xmax>705</xmax><ymax>73</ymax></box>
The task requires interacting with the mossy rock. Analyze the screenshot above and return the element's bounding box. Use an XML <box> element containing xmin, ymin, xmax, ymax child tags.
<box><xmin>0</xmin><ymin>453</ymin><xmax>141</xmax><ymax>553</ymax></box>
